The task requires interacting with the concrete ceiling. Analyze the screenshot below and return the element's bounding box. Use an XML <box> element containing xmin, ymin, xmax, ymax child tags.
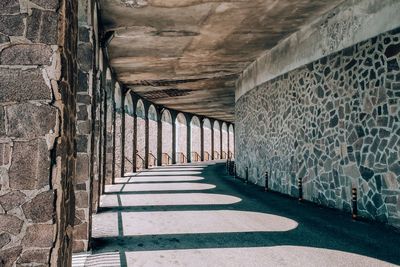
<box><xmin>99</xmin><ymin>0</ymin><xmax>343</xmax><ymax>122</ymax></box>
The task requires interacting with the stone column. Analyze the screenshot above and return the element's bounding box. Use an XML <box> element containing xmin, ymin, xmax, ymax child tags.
<box><xmin>186</xmin><ymin>115</ymin><xmax>192</xmax><ymax>163</ymax></box>
<box><xmin>0</xmin><ymin>0</ymin><xmax>78</xmax><ymax>265</ymax></box>
<box><xmin>210</xmin><ymin>120</ymin><xmax>215</xmax><ymax>160</ymax></box>
<box><xmin>157</xmin><ymin>109</ymin><xmax>163</xmax><ymax>166</ymax></box>
<box><xmin>219</xmin><ymin>121</ymin><xmax>223</xmax><ymax>158</ymax></box>
<box><xmin>200</xmin><ymin>119</ymin><xmax>205</xmax><ymax>161</ymax></box>
<box><xmin>132</xmin><ymin>113</ymin><xmax>138</xmax><ymax>172</ymax></box>
<box><xmin>171</xmin><ymin>113</ymin><xmax>177</xmax><ymax>164</ymax></box>
<box><xmin>120</xmin><ymin>94</ymin><xmax>125</xmax><ymax>177</ymax></box>
<box><xmin>144</xmin><ymin>114</ymin><xmax>150</xmax><ymax>169</ymax></box>
<box><xmin>227</xmin><ymin>123</ymin><xmax>230</xmax><ymax>159</ymax></box>
<box><xmin>105</xmin><ymin>77</ymin><xmax>114</xmax><ymax>185</ymax></box>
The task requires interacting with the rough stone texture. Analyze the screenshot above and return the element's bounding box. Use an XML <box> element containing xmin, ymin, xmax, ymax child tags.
<box><xmin>213</xmin><ymin>125</ymin><xmax>221</xmax><ymax>159</ymax></box>
<box><xmin>22</xmin><ymin>224</ymin><xmax>54</xmax><ymax>247</ymax></box>
<box><xmin>0</xmin><ymin>246</ymin><xmax>22</xmax><ymax>267</ymax></box>
<box><xmin>26</xmin><ymin>9</ymin><xmax>58</xmax><ymax>44</ymax></box>
<box><xmin>0</xmin><ymin>15</ymin><xmax>24</xmax><ymax>36</ymax></box>
<box><xmin>18</xmin><ymin>249</ymin><xmax>50</xmax><ymax>264</ymax></box>
<box><xmin>22</xmin><ymin>190</ymin><xmax>55</xmax><ymax>223</ymax></box>
<box><xmin>161</xmin><ymin>116</ymin><xmax>173</xmax><ymax>164</ymax></box>
<box><xmin>0</xmin><ymin>233</ymin><xmax>11</xmax><ymax>249</ymax></box>
<box><xmin>6</xmin><ymin>103</ymin><xmax>57</xmax><ymax>139</ymax></box>
<box><xmin>0</xmin><ymin>0</ymin><xmax>78</xmax><ymax>265</ymax></box>
<box><xmin>0</xmin><ymin>214</ymin><xmax>23</xmax><ymax>235</ymax></box>
<box><xmin>0</xmin><ymin>191</ymin><xmax>26</xmax><ymax>212</ymax></box>
<box><xmin>0</xmin><ymin>44</ymin><xmax>53</xmax><ymax>65</ymax></box>
<box><xmin>236</xmin><ymin>28</ymin><xmax>400</xmax><ymax>228</ymax></box>
<box><xmin>0</xmin><ymin>68</ymin><xmax>52</xmax><ymax>102</ymax></box>
<box><xmin>8</xmin><ymin>140</ymin><xmax>50</xmax><ymax>190</ymax></box>
<box><xmin>124</xmin><ymin>114</ymin><xmax>134</xmax><ymax>173</ymax></box>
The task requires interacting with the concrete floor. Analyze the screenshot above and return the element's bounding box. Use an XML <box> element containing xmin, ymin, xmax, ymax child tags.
<box><xmin>72</xmin><ymin>161</ymin><xmax>400</xmax><ymax>267</ymax></box>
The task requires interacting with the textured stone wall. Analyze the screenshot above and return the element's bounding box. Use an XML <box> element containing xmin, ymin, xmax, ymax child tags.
<box><xmin>236</xmin><ymin>28</ymin><xmax>400</xmax><ymax>228</ymax></box>
<box><xmin>73</xmin><ymin>0</ymin><xmax>96</xmax><ymax>253</ymax></box>
<box><xmin>115</xmin><ymin>113</ymin><xmax>122</xmax><ymax>177</ymax></box>
<box><xmin>105</xmin><ymin>79</ymin><xmax>115</xmax><ymax>185</ymax></box>
<box><xmin>0</xmin><ymin>0</ymin><xmax>78</xmax><ymax>265</ymax></box>
<box><xmin>176</xmin><ymin>123</ymin><xmax>187</xmax><ymax>162</ymax></box>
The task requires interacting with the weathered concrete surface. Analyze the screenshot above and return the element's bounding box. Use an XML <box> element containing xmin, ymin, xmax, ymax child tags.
<box><xmin>99</xmin><ymin>0</ymin><xmax>344</xmax><ymax>122</ymax></box>
<box><xmin>236</xmin><ymin>0</ymin><xmax>400</xmax><ymax>100</ymax></box>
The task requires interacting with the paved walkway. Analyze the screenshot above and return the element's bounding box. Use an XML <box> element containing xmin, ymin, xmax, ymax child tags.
<box><xmin>73</xmin><ymin>161</ymin><xmax>400</xmax><ymax>267</ymax></box>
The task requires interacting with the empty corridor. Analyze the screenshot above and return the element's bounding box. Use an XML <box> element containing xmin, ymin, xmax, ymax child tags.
<box><xmin>72</xmin><ymin>162</ymin><xmax>400</xmax><ymax>267</ymax></box>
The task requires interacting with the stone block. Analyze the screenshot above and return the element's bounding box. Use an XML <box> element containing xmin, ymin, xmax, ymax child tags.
<box><xmin>0</xmin><ymin>15</ymin><xmax>24</xmax><ymax>36</ymax></box>
<box><xmin>0</xmin><ymin>0</ymin><xmax>19</xmax><ymax>15</ymax></box>
<box><xmin>0</xmin><ymin>214</ymin><xmax>23</xmax><ymax>235</ymax></box>
<box><xmin>77</xmin><ymin>121</ymin><xmax>91</xmax><ymax>135</ymax></box>
<box><xmin>73</xmin><ymin>222</ymin><xmax>88</xmax><ymax>240</ymax></box>
<box><xmin>6</xmin><ymin>103</ymin><xmax>57</xmax><ymax>139</ymax></box>
<box><xmin>76</xmin><ymin>135</ymin><xmax>89</xmax><ymax>153</ymax></box>
<box><xmin>74</xmin><ymin>209</ymin><xmax>86</xmax><ymax>225</ymax></box>
<box><xmin>77</xmin><ymin>70</ymin><xmax>89</xmax><ymax>92</ymax></box>
<box><xmin>72</xmin><ymin>240</ymin><xmax>86</xmax><ymax>253</ymax></box>
<box><xmin>75</xmin><ymin>191</ymin><xmax>88</xmax><ymax>209</ymax></box>
<box><xmin>18</xmin><ymin>249</ymin><xmax>50</xmax><ymax>264</ymax></box>
<box><xmin>77</xmin><ymin>43</ymin><xmax>93</xmax><ymax>71</ymax></box>
<box><xmin>75</xmin><ymin>153</ymin><xmax>89</xmax><ymax>183</ymax></box>
<box><xmin>77</xmin><ymin>105</ymin><xmax>89</xmax><ymax>120</ymax></box>
<box><xmin>30</xmin><ymin>0</ymin><xmax>59</xmax><ymax>10</ymax></box>
<box><xmin>0</xmin><ymin>233</ymin><xmax>11</xmax><ymax>249</ymax></box>
<box><xmin>0</xmin><ymin>68</ymin><xmax>52</xmax><ymax>102</ymax></box>
<box><xmin>0</xmin><ymin>246</ymin><xmax>22</xmax><ymax>267</ymax></box>
<box><xmin>22</xmin><ymin>224</ymin><xmax>54</xmax><ymax>248</ymax></box>
<box><xmin>22</xmin><ymin>190</ymin><xmax>54</xmax><ymax>223</ymax></box>
<box><xmin>0</xmin><ymin>44</ymin><xmax>53</xmax><ymax>65</ymax></box>
<box><xmin>9</xmin><ymin>140</ymin><xmax>50</xmax><ymax>190</ymax></box>
<box><xmin>0</xmin><ymin>191</ymin><xmax>26</xmax><ymax>212</ymax></box>
<box><xmin>26</xmin><ymin>9</ymin><xmax>58</xmax><ymax>44</ymax></box>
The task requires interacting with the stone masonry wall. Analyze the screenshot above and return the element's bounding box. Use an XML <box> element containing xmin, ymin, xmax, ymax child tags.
<box><xmin>236</xmin><ymin>28</ymin><xmax>400</xmax><ymax>228</ymax></box>
<box><xmin>0</xmin><ymin>0</ymin><xmax>78</xmax><ymax>265</ymax></box>
<box><xmin>74</xmin><ymin>0</ymin><xmax>95</xmax><ymax>253</ymax></box>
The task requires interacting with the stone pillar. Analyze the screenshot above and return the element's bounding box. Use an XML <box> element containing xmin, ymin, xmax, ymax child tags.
<box><xmin>111</xmin><ymin>95</ymin><xmax>116</xmax><ymax>183</ymax></box>
<box><xmin>120</xmin><ymin>94</ymin><xmax>125</xmax><ymax>177</ymax></box>
<box><xmin>105</xmin><ymin>77</ymin><xmax>114</xmax><ymax>185</ymax></box>
<box><xmin>132</xmin><ymin>113</ymin><xmax>138</xmax><ymax>172</ymax></box>
<box><xmin>200</xmin><ymin>119</ymin><xmax>205</xmax><ymax>161</ymax></box>
<box><xmin>157</xmin><ymin>109</ymin><xmax>163</xmax><ymax>166</ymax></box>
<box><xmin>186</xmin><ymin>115</ymin><xmax>192</xmax><ymax>163</ymax></box>
<box><xmin>219</xmin><ymin>121</ymin><xmax>223</xmax><ymax>158</ymax></box>
<box><xmin>0</xmin><ymin>0</ymin><xmax>78</xmax><ymax>265</ymax></box>
<box><xmin>210</xmin><ymin>120</ymin><xmax>215</xmax><ymax>160</ymax></box>
<box><xmin>171</xmin><ymin>113</ymin><xmax>177</xmax><ymax>164</ymax></box>
<box><xmin>227</xmin><ymin>123</ymin><xmax>230</xmax><ymax>159</ymax></box>
<box><xmin>144</xmin><ymin>114</ymin><xmax>150</xmax><ymax>169</ymax></box>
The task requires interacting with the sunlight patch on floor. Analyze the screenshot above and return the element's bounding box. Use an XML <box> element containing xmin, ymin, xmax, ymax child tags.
<box><xmin>124</xmin><ymin>246</ymin><xmax>396</xmax><ymax>267</ymax></box>
<box><xmin>122</xmin><ymin>210</ymin><xmax>298</xmax><ymax>236</ymax></box>
<box><xmin>105</xmin><ymin>182</ymin><xmax>215</xmax><ymax>193</ymax></box>
<box><xmin>100</xmin><ymin>193</ymin><xmax>241</xmax><ymax>207</ymax></box>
